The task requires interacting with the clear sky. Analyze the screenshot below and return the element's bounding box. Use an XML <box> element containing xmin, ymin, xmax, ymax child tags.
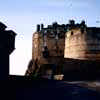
<box><xmin>0</xmin><ymin>0</ymin><xmax>100</xmax><ymax>75</ymax></box>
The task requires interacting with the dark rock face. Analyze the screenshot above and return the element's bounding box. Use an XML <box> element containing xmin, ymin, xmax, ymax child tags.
<box><xmin>63</xmin><ymin>58</ymin><xmax>100</xmax><ymax>80</ymax></box>
<box><xmin>25</xmin><ymin>58</ymin><xmax>100</xmax><ymax>80</ymax></box>
<box><xmin>25</xmin><ymin>59</ymin><xmax>39</xmax><ymax>77</ymax></box>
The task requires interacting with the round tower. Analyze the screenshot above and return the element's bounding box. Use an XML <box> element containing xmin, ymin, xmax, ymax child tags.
<box><xmin>64</xmin><ymin>28</ymin><xmax>100</xmax><ymax>60</ymax></box>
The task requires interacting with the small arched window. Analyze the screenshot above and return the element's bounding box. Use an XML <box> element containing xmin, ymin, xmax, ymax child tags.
<box><xmin>42</xmin><ymin>46</ymin><xmax>49</xmax><ymax>58</ymax></box>
<box><xmin>71</xmin><ymin>31</ymin><xmax>73</xmax><ymax>35</ymax></box>
<box><xmin>81</xmin><ymin>29</ymin><xmax>84</xmax><ymax>33</ymax></box>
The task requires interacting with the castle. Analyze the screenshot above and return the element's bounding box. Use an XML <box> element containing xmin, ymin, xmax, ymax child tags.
<box><xmin>25</xmin><ymin>20</ymin><xmax>100</xmax><ymax>80</ymax></box>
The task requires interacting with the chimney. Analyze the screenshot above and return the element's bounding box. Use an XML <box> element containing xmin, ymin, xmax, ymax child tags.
<box><xmin>41</xmin><ymin>24</ymin><xmax>44</xmax><ymax>30</ymax></box>
<box><xmin>69</xmin><ymin>20</ymin><xmax>75</xmax><ymax>25</ymax></box>
<box><xmin>81</xmin><ymin>20</ymin><xmax>85</xmax><ymax>26</ymax></box>
<box><xmin>53</xmin><ymin>22</ymin><xmax>58</xmax><ymax>29</ymax></box>
<box><xmin>37</xmin><ymin>24</ymin><xmax>40</xmax><ymax>32</ymax></box>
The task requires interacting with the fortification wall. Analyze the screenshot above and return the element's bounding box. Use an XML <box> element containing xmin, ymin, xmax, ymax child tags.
<box><xmin>64</xmin><ymin>29</ymin><xmax>100</xmax><ymax>60</ymax></box>
<box><xmin>32</xmin><ymin>31</ymin><xmax>65</xmax><ymax>67</ymax></box>
<box><xmin>46</xmin><ymin>37</ymin><xmax>65</xmax><ymax>56</ymax></box>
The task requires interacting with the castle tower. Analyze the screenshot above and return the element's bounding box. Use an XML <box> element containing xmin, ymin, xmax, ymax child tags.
<box><xmin>32</xmin><ymin>32</ymin><xmax>40</xmax><ymax>60</ymax></box>
<box><xmin>64</xmin><ymin>25</ymin><xmax>100</xmax><ymax>60</ymax></box>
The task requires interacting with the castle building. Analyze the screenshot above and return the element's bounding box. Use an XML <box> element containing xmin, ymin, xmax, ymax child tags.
<box><xmin>26</xmin><ymin>20</ymin><xmax>100</xmax><ymax>80</ymax></box>
<box><xmin>32</xmin><ymin>20</ymin><xmax>100</xmax><ymax>62</ymax></box>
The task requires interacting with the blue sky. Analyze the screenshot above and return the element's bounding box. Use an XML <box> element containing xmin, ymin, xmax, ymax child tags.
<box><xmin>0</xmin><ymin>0</ymin><xmax>100</xmax><ymax>75</ymax></box>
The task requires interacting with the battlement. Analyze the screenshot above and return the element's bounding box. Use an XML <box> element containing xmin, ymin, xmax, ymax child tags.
<box><xmin>36</xmin><ymin>20</ymin><xmax>87</xmax><ymax>34</ymax></box>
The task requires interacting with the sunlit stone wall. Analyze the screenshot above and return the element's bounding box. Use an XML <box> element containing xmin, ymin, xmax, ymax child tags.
<box><xmin>64</xmin><ymin>28</ymin><xmax>100</xmax><ymax>60</ymax></box>
<box><xmin>32</xmin><ymin>32</ymin><xmax>40</xmax><ymax>60</ymax></box>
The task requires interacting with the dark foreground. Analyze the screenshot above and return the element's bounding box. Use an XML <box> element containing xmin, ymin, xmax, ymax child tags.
<box><xmin>14</xmin><ymin>81</ymin><xmax>99</xmax><ymax>100</ymax></box>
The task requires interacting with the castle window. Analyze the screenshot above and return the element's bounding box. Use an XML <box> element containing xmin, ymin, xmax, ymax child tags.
<box><xmin>49</xmin><ymin>33</ymin><xmax>55</xmax><ymax>38</ymax></box>
<box><xmin>42</xmin><ymin>46</ymin><xmax>49</xmax><ymax>58</ymax></box>
<box><xmin>71</xmin><ymin>31</ymin><xmax>73</xmax><ymax>35</ymax></box>
<box><xmin>81</xmin><ymin>29</ymin><xmax>84</xmax><ymax>33</ymax></box>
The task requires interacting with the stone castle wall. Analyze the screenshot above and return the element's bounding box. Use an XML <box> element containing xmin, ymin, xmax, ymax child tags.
<box><xmin>64</xmin><ymin>28</ymin><xmax>100</xmax><ymax>60</ymax></box>
<box><xmin>33</xmin><ymin>27</ymin><xmax>100</xmax><ymax>62</ymax></box>
<box><xmin>32</xmin><ymin>31</ymin><xmax>65</xmax><ymax>64</ymax></box>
